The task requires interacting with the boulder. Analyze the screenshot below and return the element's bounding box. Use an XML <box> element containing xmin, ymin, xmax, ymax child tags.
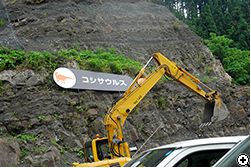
<box><xmin>0</xmin><ymin>138</ymin><xmax>20</xmax><ymax>166</ymax></box>
<box><xmin>27</xmin><ymin>146</ymin><xmax>60</xmax><ymax>166</ymax></box>
<box><xmin>88</xmin><ymin>117</ymin><xmax>105</xmax><ymax>136</ymax></box>
<box><xmin>0</xmin><ymin>70</ymin><xmax>44</xmax><ymax>86</ymax></box>
<box><xmin>0</xmin><ymin>70</ymin><xmax>16</xmax><ymax>85</ymax></box>
<box><xmin>87</xmin><ymin>108</ymin><xmax>98</xmax><ymax>116</ymax></box>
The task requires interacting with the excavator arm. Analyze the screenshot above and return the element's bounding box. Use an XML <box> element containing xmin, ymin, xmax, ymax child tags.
<box><xmin>104</xmin><ymin>52</ymin><xmax>229</xmax><ymax>158</ymax></box>
<box><xmin>152</xmin><ymin>53</ymin><xmax>229</xmax><ymax>123</ymax></box>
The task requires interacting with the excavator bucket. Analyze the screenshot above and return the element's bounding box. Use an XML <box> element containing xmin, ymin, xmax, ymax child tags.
<box><xmin>202</xmin><ymin>100</ymin><xmax>229</xmax><ymax>124</ymax></box>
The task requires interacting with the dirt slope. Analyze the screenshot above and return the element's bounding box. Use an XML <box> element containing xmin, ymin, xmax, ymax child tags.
<box><xmin>0</xmin><ymin>0</ymin><xmax>249</xmax><ymax>166</ymax></box>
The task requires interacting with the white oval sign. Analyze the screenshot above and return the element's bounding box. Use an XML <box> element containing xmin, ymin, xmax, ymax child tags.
<box><xmin>53</xmin><ymin>67</ymin><xmax>76</xmax><ymax>88</ymax></box>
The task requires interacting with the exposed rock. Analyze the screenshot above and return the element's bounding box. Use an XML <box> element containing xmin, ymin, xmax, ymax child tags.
<box><xmin>64</xmin><ymin>60</ymin><xmax>79</xmax><ymax>69</ymax></box>
<box><xmin>0</xmin><ymin>138</ymin><xmax>20</xmax><ymax>166</ymax></box>
<box><xmin>0</xmin><ymin>70</ymin><xmax>16</xmax><ymax>85</ymax></box>
<box><xmin>73</xmin><ymin>139</ymin><xmax>83</xmax><ymax>148</ymax></box>
<box><xmin>87</xmin><ymin>108</ymin><xmax>99</xmax><ymax>121</ymax></box>
<box><xmin>87</xmin><ymin>108</ymin><xmax>98</xmax><ymax>116</ymax></box>
<box><xmin>25</xmin><ymin>0</ymin><xmax>47</xmax><ymax>5</ymax></box>
<box><xmin>58</xmin><ymin>130</ymin><xmax>79</xmax><ymax>148</ymax></box>
<box><xmin>88</xmin><ymin>117</ymin><xmax>105</xmax><ymax>137</ymax></box>
<box><xmin>124</xmin><ymin>121</ymin><xmax>139</xmax><ymax>143</ymax></box>
<box><xmin>4</xmin><ymin>120</ymin><xmax>27</xmax><ymax>135</ymax></box>
<box><xmin>26</xmin><ymin>75</ymin><xmax>44</xmax><ymax>86</ymax></box>
<box><xmin>0</xmin><ymin>70</ymin><xmax>44</xmax><ymax>86</ymax></box>
<box><xmin>27</xmin><ymin>146</ymin><xmax>60</xmax><ymax>167</ymax></box>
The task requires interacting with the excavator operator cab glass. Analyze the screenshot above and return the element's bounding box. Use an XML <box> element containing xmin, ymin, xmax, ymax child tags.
<box><xmin>84</xmin><ymin>141</ymin><xmax>94</xmax><ymax>162</ymax></box>
<box><xmin>96</xmin><ymin>138</ymin><xmax>111</xmax><ymax>161</ymax></box>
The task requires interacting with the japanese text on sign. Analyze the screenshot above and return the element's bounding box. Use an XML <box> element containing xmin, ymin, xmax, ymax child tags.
<box><xmin>82</xmin><ymin>77</ymin><xmax>127</xmax><ymax>86</ymax></box>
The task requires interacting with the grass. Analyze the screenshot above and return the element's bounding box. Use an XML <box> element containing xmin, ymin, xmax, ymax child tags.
<box><xmin>0</xmin><ymin>47</ymin><xmax>142</xmax><ymax>76</ymax></box>
<box><xmin>199</xmin><ymin>75</ymin><xmax>218</xmax><ymax>83</ymax></box>
<box><xmin>16</xmin><ymin>133</ymin><xmax>37</xmax><ymax>143</ymax></box>
<box><xmin>20</xmin><ymin>148</ymin><xmax>29</xmax><ymax>158</ymax></box>
<box><xmin>50</xmin><ymin>139</ymin><xmax>66</xmax><ymax>154</ymax></box>
<box><xmin>37</xmin><ymin>115</ymin><xmax>46</xmax><ymax>121</ymax></box>
<box><xmin>172</xmin><ymin>20</ymin><xmax>181</xmax><ymax>31</ymax></box>
<box><xmin>20</xmin><ymin>146</ymin><xmax>48</xmax><ymax>158</ymax></box>
<box><xmin>0</xmin><ymin>80</ymin><xmax>4</xmax><ymax>96</ymax></box>
<box><xmin>75</xmin><ymin>105</ymin><xmax>88</xmax><ymax>113</ymax></box>
<box><xmin>0</xmin><ymin>19</ymin><xmax>5</xmax><ymax>27</ymax></box>
<box><xmin>156</xmin><ymin>96</ymin><xmax>165</xmax><ymax>109</ymax></box>
<box><xmin>72</xmin><ymin>147</ymin><xmax>85</xmax><ymax>158</ymax></box>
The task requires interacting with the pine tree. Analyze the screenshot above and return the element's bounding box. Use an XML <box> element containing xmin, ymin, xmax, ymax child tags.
<box><xmin>228</xmin><ymin>6</ymin><xmax>250</xmax><ymax>49</ymax></box>
<box><xmin>210</xmin><ymin>0</ymin><xmax>224</xmax><ymax>34</ymax></box>
<box><xmin>198</xmin><ymin>4</ymin><xmax>217</xmax><ymax>38</ymax></box>
<box><xmin>161</xmin><ymin>0</ymin><xmax>249</xmax><ymax>49</ymax></box>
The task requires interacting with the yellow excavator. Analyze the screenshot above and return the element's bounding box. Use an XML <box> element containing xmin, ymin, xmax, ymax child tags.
<box><xmin>73</xmin><ymin>52</ymin><xmax>229</xmax><ymax>167</ymax></box>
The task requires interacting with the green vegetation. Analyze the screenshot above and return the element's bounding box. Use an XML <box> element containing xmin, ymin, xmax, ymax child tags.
<box><xmin>35</xmin><ymin>146</ymin><xmax>48</xmax><ymax>154</ymax></box>
<box><xmin>135</xmin><ymin>122</ymin><xmax>145</xmax><ymax>132</ymax></box>
<box><xmin>0</xmin><ymin>19</ymin><xmax>5</xmax><ymax>27</ymax></box>
<box><xmin>20</xmin><ymin>148</ymin><xmax>29</xmax><ymax>158</ymax></box>
<box><xmin>157</xmin><ymin>0</ymin><xmax>249</xmax><ymax>85</ymax></box>
<box><xmin>50</xmin><ymin>139</ymin><xmax>67</xmax><ymax>154</ymax></box>
<box><xmin>156</xmin><ymin>96</ymin><xmax>165</xmax><ymax>109</ymax></box>
<box><xmin>205</xmin><ymin>33</ymin><xmax>250</xmax><ymax>85</ymax></box>
<box><xmin>73</xmin><ymin>147</ymin><xmax>85</xmax><ymax>158</ymax></box>
<box><xmin>20</xmin><ymin>146</ymin><xmax>48</xmax><ymax>158</ymax></box>
<box><xmin>162</xmin><ymin>0</ymin><xmax>249</xmax><ymax>50</ymax></box>
<box><xmin>16</xmin><ymin>133</ymin><xmax>37</xmax><ymax>143</ymax></box>
<box><xmin>0</xmin><ymin>48</ymin><xmax>142</xmax><ymax>76</ymax></box>
<box><xmin>172</xmin><ymin>20</ymin><xmax>181</xmax><ymax>31</ymax></box>
<box><xmin>52</xmin><ymin>112</ymin><xmax>60</xmax><ymax>120</ymax></box>
<box><xmin>75</xmin><ymin>105</ymin><xmax>88</xmax><ymax>113</ymax></box>
<box><xmin>37</xmin><ymin>115</ymin><xmax>46</xmax><ymax>121</ymax></box>
<box><xmin>0</xmin><ymin>80</ymin><xmax>4</xmax><ymax>96</ymax></box>
<box><xmin>50</xmin><ymin>139</ymin><xmax>58</xmax><ymax>146</ymax></box>
<box><xmin>0</xmin><ymin>48</ymin><xmax>55</xmax><ymax>71</ymax></box>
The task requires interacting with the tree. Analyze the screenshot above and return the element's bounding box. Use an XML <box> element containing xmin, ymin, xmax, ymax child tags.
<box><xmin>158</xmin><ymin>0</ymin><xmax>250</xmax><ymax>85</ymax></box>
<box><xmin>197</xmin><ymin>4</ymin><xmax>217</xmax><ymax>38</ymax></box>
<box><xmin>205</xmin><ymin>33</ymin><xmax>250</xmax><ymax>85</ymax></box>
<box><xmin>210</xmin><ymin>0</ymin><xmax>224</xmax><ymax>34</ymax></box>
<box><xmin>161</xmin><ymin>0</ymin><xmax>250</xmax><ymax>50</ymax></box>
<box><xmin>204</xmin><ymin>33</ymin><xmax>232</xmax><ymax>61</ymax></box>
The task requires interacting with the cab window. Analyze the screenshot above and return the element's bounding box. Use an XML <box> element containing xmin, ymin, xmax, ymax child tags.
<box><xmin>84</xmin><ymin>141</ymin><xmax>94</xmax><ymax>162</ymax></box>
<box><xmin>96</xmin><ymin>139</ymin><xmax>110</xmax><ymax>161</ymax></box>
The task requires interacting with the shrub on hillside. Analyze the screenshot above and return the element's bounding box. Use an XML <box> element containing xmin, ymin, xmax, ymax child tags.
<box><xmin>205</xmin><ymin>33</ymin><xmax>250</xmax><ymax>85</ymax></box>
<box><xmin>0</xmin><ymin>48</ymin><xmax>142</xmax><ymax>76</ymax></box>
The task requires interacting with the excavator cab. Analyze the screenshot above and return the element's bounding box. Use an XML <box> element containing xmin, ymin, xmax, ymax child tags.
<box><xmin>75</xmin><ymin>137</ymin><xmax>131</xmax><ymax>167</ymax></box>
<box><xmin>83</xmin><ymin>137</ymin><xmax>110</xmax><ymax>163</ymax></box>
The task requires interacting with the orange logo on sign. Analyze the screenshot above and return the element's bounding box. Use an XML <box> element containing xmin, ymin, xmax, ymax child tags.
<box><xmin>53</xmin><ymin>68</ymin><xmax>76</xmax><ymax>88</ymax></box>
<box><xmin>55</xmin><ymin>72</ymin><xmax>74</xmax><ymax>83</ymax></box>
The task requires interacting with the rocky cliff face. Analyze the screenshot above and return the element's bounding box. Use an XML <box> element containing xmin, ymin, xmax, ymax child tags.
<box><xmin>0</xmin><ymin>0</ymin><xmax>249</xmax><ymax>166</ymax></box>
